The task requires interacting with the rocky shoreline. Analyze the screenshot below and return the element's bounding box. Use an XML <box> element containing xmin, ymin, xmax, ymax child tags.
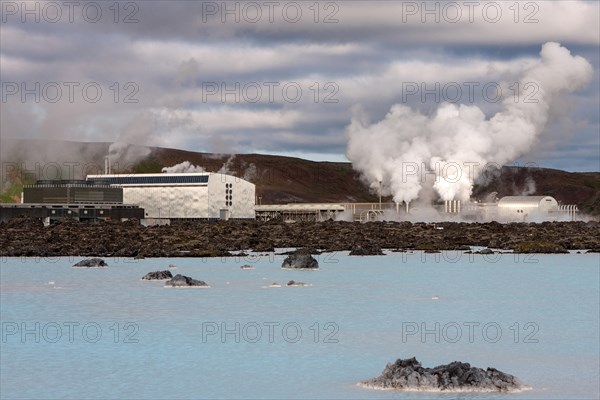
<box><xmin>1</xmin><ymin>218</ymin><xmax>599</xmax><ymax>257</ymax></box>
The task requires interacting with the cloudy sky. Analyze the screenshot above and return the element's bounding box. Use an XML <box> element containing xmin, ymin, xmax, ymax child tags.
<box><xmin>1</xmin><ymin>0</ymin><xmax>598</xmax><ymax>171</ymax></box>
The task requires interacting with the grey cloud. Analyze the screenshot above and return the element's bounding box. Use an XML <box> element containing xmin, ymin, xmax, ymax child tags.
<box><xmin>0</xmin><ymin>0</ymin><xmax>598</xmax><ymax>172</ymax></box>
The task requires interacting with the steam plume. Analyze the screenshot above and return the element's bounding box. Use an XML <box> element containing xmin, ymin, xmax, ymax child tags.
<box><xmin>161</xmin><ymin>161</ymin><xmax>206</xmax><ymax>173</ymax></box>
<box><xmin>108</xmin><ymin>113</ymin><xmax>154</xmax><ymax>166</ymax></box>
<box><xmin>346</xmin><ymin>42</ymin><xmax>592</xmax><ymax>204</ymax></box>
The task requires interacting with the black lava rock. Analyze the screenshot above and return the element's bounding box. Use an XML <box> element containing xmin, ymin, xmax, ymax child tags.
<box><xmin>281</xmin><ymin>249</ymin><xmax>319</xmax><ymax>269</ymax></box>
<box><xmin>361</xmin><ymin>357</ymin><xmax>525</xmax><ymax>392</ymax></box>
<box><xmin>164</xmin><ymin>274</ymin><xmax>209</xmax><ymax>287</ymax></box>
<box><xmin>141</xmin><ymin>270</ymin><xmax>173</xmax><ymax>280</ymax></box>
<box><xmin>349</xmin><ymin>246</ymin><xmax>385</xmax><ymax>256</ymax></box>
<box><xmin>287</xmin><ymin>280</ymin><xmax>307</xmax><ymax>286</ymax></box>
<box><xmin>477</xmin><ymin>248</ymin><xmax>494</xmax><ymax>254</ymax></box>
<box><xmin>72</xmin><ymin>258</ymin><xmax>108</xmax><ymax>267</ymax></box>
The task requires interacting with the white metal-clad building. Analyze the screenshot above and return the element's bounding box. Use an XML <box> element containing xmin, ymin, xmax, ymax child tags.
<box><xmin>497</xmin><ymin>195</ymin><xmax>559</xmax><ymax>220</ymax></box>
<box><xmin>86</xmin><ymin>173</ymin><xmax>255</xmax><ymax>220</ymax></box>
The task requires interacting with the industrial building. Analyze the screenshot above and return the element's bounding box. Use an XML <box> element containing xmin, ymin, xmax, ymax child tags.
<box><xmin>3</xmin><ymin>172</ymin><xmax>255</xmax><ymax>224</ymax></box>
<box><xmin>0</xmin><ymin>203</ymin><xmax>144</xmax><ymax>224</ymax></box>
<box><xmin>86</xmin><ymin>173</ymin><xmax>255</xmax><ymax>221</ymax></box>
<box><xmin>22</xmin><ymin>180</ymin><xmax>122</xmax><ymax>204</ymax></box>
<box><xmin>1</xmin><ymin>166</ymin><xmax>580</xmax><ymax>224</ymax></box>
<box><xmin>2</xmin><ymin>180</ymin><xmax>143</xmax><ymax>224</ymax></box>
<box><xmin>497</xmin><ymin>196</ymin><xmax>559</xmax><ymax>220</ymax></box>
<box><xmin>449</xmin><ymin>196</ymin><xmax>578</xmax><ymax>221</ymax></box>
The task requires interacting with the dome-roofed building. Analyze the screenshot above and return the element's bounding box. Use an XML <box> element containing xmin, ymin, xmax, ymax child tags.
<box><xmin>497</xmin><ymin>195</ymin><xmax>559</xmax><ymax>221</ymax></box>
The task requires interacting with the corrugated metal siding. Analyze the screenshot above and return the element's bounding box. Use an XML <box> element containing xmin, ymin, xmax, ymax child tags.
<box><xmin>23</xmin><ymin>187</ymin><xmax>123</xmax><ymax>203</ymax></box>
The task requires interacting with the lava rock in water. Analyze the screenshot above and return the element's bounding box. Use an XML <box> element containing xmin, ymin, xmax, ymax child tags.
<box><xmin>141</xmin><ymin>270</ymin><xmax>173</xmax><ymax>280</ymax></box>
<box><xmin>287</xmin><ymin>280</ymin><xmax>306</xmax><ymax>286</ymax></box>
<box><xmin>164</xmin><ymin>274</ymin><xmax>209</xmax><ymax>287</ymax></box>
<box><xmin>361</xmin><ymin>357</ymin><xmax>524</xmax><ymax>392</ymax></box>
<box><xmin>349</xmin><ymin>246</ymin><xmax>384</xmax><ymax>256</ymax></box>
<box><xmin>72</xmin><ymin>258</ymin><xmax>108</xmax><ymax>267</ymax></box>
<box><xmin>240</xmin><ymin>264</ymin><xmax>254</xmax><ymax>269</ymax></box>
<box><xmin>281</xmin><ymin>249</ymin><xmax>319</xmax><ymax>269</ymax></box>
<box><xmin>476</xmin><ymin>248</ymin><xmax>494</xmax><ymax>254</ymax></box>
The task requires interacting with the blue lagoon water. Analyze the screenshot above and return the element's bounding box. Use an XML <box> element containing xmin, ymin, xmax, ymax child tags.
<box><xmin>1</xmin><ymin>251</ymin><xmax>599</xmax><ymax>399</ymax></box>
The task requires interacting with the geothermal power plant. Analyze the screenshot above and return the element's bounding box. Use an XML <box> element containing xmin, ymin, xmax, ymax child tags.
<box><xmin>0</xmin><ymin>167</ymin><xmax>579</xmax><ymax>224</ymax></box>
<box><xmin>0</xmin><ymin>44</ymin><xmax>591</xmax><ymax>225</ymax></box>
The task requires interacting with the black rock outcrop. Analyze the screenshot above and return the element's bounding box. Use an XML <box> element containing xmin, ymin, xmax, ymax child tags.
<box><xmin>281</xmin><ymin>249</ymin><xmax>319</xmax><ymax>269</ymax></box>
<box><xmin>141</xmin><ymin>270</ymin><xmax>173</xmax><ymax>280</ymax></box>
<box><xmin>72</xmin><ymin>258</ymin><xmax>108</xmax><ymax>267</ymax></box>
<box><xmin>349</xmin><ymin>246</ymin><xmax>384</xmax><ymax>256</ymax></box>
<box><xmin>476</xmin><ymin>248</ymin><xmax>494</xmax><ymax>254</ymax></box>
<box><xmin>514</xmin><ymin>241</ymin><xmax>569</xmax><ymax>253</ymax></box>
<box><xmin>2</xmin><ymin>219</ymin><xmax>599</xmax><ymax>257</ymax></box>
<box><xmin>361</xmin><ymin>357</ymin><xmax>525</xmax><ymax>392</ymax></box>
<box><xmin>164</xmin><ymin>274</ymin><xmax>209</xmax><ymax>287</ymax></box>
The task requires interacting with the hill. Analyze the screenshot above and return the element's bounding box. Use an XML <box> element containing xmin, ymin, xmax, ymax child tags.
<box><xmin>1</xmin><ymin>139</ymin><xmax>598</xmax><ymax>214</ymax></box>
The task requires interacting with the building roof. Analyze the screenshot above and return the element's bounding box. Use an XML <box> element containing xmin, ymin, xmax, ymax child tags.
<box><xmin>497</xmin><ymin>196</ymin><xmax>557</xmax><ymax>207</ymax></box>
<box><xmin>85</xmin><ymin>173</ymin><xmax>249</xmax><ymax>187</ymax></box>
<box><xmin>87</xmin><ymin>174</ymin><xmax>209</xmax><ymax>186</ymax></box>
<box><xmin>255</xmin><ymin>203</ymin><xmax>345</xmax><ymax>212</ymax></box>
<box><xmin>88</xmin><ymin>173</ymin><xmax>210</xmax><ymax>178</ymax></box>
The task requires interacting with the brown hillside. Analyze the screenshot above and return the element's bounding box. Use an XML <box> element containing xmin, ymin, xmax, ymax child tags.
<box><xmin>1</xmin><ymin>139</ymin><xmax>598</xmax><ymax>214</ymax></box>
<box><xmin>147</xmin><ymin>147</ymin><xmax>378</xmax><ymax>203</ymax></box>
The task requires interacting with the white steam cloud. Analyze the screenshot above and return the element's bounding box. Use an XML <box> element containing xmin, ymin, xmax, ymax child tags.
<box><xmin>346</xmin><ymin>42</ymin><xmax>593</xmax><ymax>204</ymax></box>
<box><xmin>519</xmin><ymin>176</ymin><xmax>537</xmax><ymax>196</ymax></box>
<box><xmin>217</xmin><ymin>155</ymin><xmax>236</xmax><ymax>175</ymax></box>
<box><xmin>160</xmin><ymin>156</ymin><xmax>240</xmax><ymax>176</ymax></box>
<box><xmin>108</xmin><ymin>113</ymin><xmax>153</xmax><ymax>165</ymax></box>
<box><xmin>161</xmin><ymin>161</ymin><xmax>206</xmax><ymax>173</ymax></box>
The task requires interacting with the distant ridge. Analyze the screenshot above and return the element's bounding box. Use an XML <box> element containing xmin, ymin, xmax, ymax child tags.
<box><xmin>1</xmin><ymin>138</ymin><xmax>599</xmax><ymax>215</ymax></box>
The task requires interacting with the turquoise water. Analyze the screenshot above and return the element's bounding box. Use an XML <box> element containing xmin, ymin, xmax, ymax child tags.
<box><xmin>1</xmin><ymin>251</ymin><xmax>599</xmax><ymax>399</ymax></box>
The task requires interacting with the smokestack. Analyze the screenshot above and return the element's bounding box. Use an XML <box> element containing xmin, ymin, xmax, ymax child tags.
<box><xmin>104</xmin><ymin>156</ymin><xmax>109</xmax><ymax>175</ymax></box>
<box><xmin>405</xmin><ymin>201</ymin><xmax>409</xmax><ymax>214</ymax></box>
<box><xmin>378</xmin><ymin>180</ymin><xmax>382</xmax><ymax>210</ymax></box>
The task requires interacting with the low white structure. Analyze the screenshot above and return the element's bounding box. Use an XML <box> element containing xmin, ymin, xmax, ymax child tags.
<box><xmin>255</xmin><ymin>203</ymin><xmax>345</xmax><ymax>222</ymax></box>
<box><xmin>497</xmin><ymin>195</ymin><xmax>559</xmax><ymax>221</ymax></box>
<box><xmin>86</xmin><ymin>173</ymin><xmax>255</xmax><ymax>220</ymax></box>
